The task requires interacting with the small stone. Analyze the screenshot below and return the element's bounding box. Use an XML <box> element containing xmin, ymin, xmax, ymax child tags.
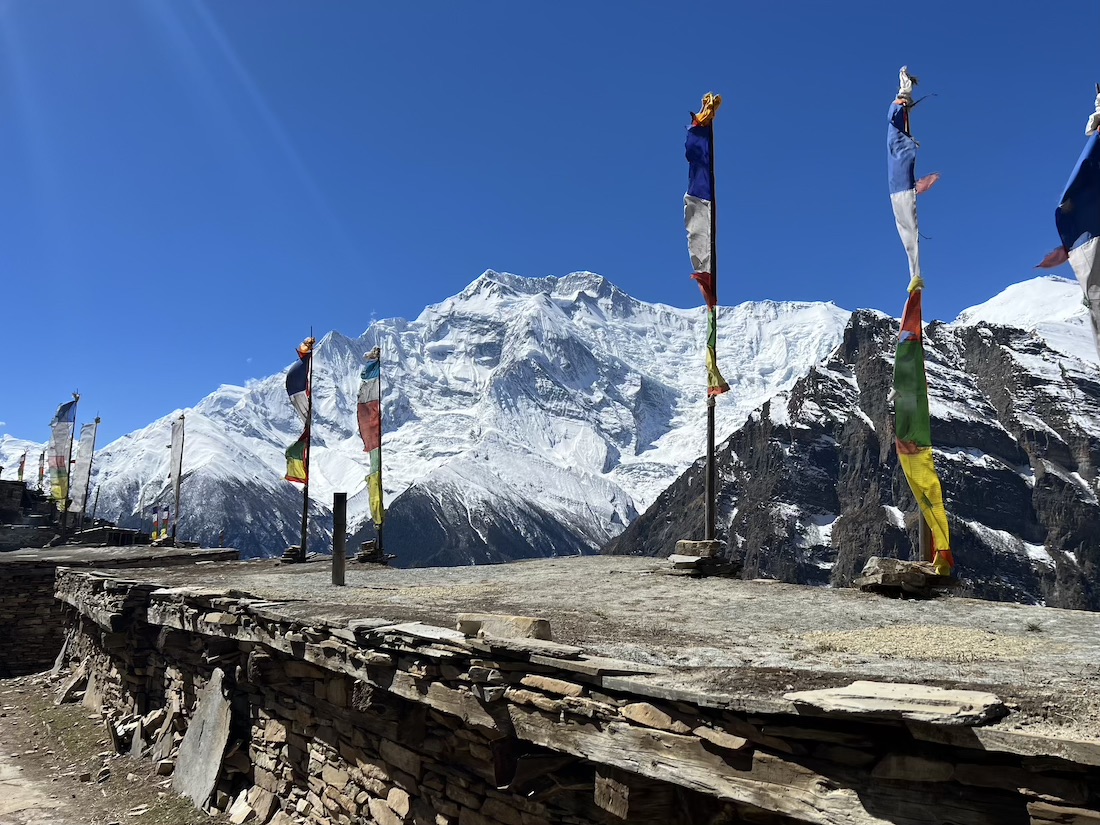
<box><xmin>387</xmin><ymin>787</ymin><xmax>411</xmax><ymax>817</ymax></box>
<box><xmin>620</xmin><ymin>702</ymin><xmax>691</xmax><ymax>734</ymax></box>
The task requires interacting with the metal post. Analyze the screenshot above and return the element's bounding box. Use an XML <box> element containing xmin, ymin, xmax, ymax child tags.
<box><xmin>332</xmin><ymin>492</ymin><xmax>346</xmax><ymax>586</ymax></box>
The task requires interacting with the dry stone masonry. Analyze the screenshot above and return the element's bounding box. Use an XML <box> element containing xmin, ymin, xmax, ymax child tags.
<box><xmin>48</xmin><ymin>564</ymin><xmax>1100</xmax><ymax>825</ymax></box>
<box><xmin>0</xmin><ymin>546</ymin><xmax>236</xmax><ymax>676</ymax></box>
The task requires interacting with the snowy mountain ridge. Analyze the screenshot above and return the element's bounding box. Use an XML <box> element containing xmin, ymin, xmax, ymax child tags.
<box><xmin>610</xmin><ymin>275</ymin><xmax>1100</xmax><ymax>609</ymax></box>
<box><xmin>2</xmin><ymin>271</ymin><xmax>1095</xmax><ymax>567</ymax></box>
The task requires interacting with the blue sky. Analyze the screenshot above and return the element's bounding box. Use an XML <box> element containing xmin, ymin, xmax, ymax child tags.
<box><xmin>1</xmin><ymin>1</ymin><xmax>1097</xmax><ymax>445</ymax></box>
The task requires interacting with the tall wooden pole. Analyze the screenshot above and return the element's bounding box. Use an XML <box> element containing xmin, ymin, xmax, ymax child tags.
<box><xmin>704</xmin><ymin>119</ymin><xmax>719</xmax><ymax>542</ymax></box>
<box><xmin>62</xmin><ymin>392</ymin><xmax>79</xmax><ymax>533</ymax></box>
<box><xmin>376</xmin><ymin>344</ymin><xmax>385</xmax><ymax>554</ymax></box>
<box><xmin>77</xmin><ymin>416</ymin><xmax>99</xmax><ymax>533</ymax></box>
<box><xmin>297</xmin><ymin>334</ymin><xmax>314</xmax><ymax>563</ymax></box>
<box><xmin>172</xmin><ymin>414</ymin><xmax>185</xmax><ymax>541</ymax></box>
<box><xmin>299</xmin><ymin>335</ymin><xmax>313</xmax><ymax>561</ymax></box>
<box><xmin>918</xmin><ymin>512</ymin><xmax>933</xmax><ymax>563</ymax></box>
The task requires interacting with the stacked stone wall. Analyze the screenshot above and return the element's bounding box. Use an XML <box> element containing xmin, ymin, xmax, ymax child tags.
<box><xmin>0</xmin><ymin>563</ymin><xmax>66</xmax><ymax>676</ymax></box>
<box><xmin>53</xmin><ymin>568</ymin><xmax>1100</xmax><ymax>825</ymax></box>
<box><xmin>0</xmin><ymin>548</ymin><xmax>237</xmax><ymax>676</ymax></box>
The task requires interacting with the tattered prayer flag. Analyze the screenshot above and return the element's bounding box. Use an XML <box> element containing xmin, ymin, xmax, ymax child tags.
<box><xmin>887</xmin><ymin>67</ymin><xmax>940</xmax><ymax>285</ymax></box>
<box><xmin>285</xmin><ymin>432</ymin><xmax>309</xmax><ymax>484</ymax></box>
<box><xmin>887</xmin><ymin>68</ymin><xmax>952</xmax><ymax>575</ymax></box>
<box><xmin>284</xmin><ymin>337</ymin><xmax>315</xmax><ymax>486</ymax></box>
<box><xmin>684</xmin><ymin>93</ymin><xmax>729</xmax><ymax>397</ymax></box>
<box><xmin>286</xmin><ymin>343</ymin><xmax>312</xmax><ymax>423</ymax></box>
<box><xmin>894</xmin><ymin>288</ymin><xmax>951</xmax><ymax>568</ymax></box>
<box><xmin>357</xmin><ymin>346</ymin><xmax>384</xmax><ymax>528</ymax></box>
<box><xmin>48</xmin><ymin>398</ymin><xmax>78</xmax><ymax>504</ymax></box>
<box><xmin>1037</xmin><ymin>85</ymin><xmax>1100</xmax><ymax>359</ymax></box>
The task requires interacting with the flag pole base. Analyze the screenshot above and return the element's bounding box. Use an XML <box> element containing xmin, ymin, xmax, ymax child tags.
<box><xmin>667</xmin><ymin>539</ymin><xmax>739</xmax><ymax>577</ymax></box>
<box><xmin>280</xmin><ymin>544</ymin><xmax>307</xmax><ymax>564</ymax></box>
<box><xmin>855</xmin><ymin>557</ymin><xmax>957</xmax><ymax>599</ymax></box>
<box><xmin>355</xmin><ymin>540</ymin><xmax>395</xmax><ymax>566</ymax></box>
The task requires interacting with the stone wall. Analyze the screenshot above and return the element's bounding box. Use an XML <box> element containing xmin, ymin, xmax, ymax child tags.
<box><xmin>50</xmin><ymin>566</ymin><xmax>1100</xmax><ymax>825</ymax></box>
<box><xmin>0</xmin><ymin>562</ymin><xmax>64</xmax><ymax>677</ymax></box>
<box><xmin>0</xmin><ymin>547</ymin><xmax>237</xmax><ymax>677</ymax></box>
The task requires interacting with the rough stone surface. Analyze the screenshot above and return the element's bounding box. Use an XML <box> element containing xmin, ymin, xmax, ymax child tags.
<box><xmin>172</xmin><ymin>667</ymin><xmax>232</xmax><ymax>807</ymax></box>
<box><xmin>785</xmin><ymin>680</ymin><xmax>1009</xmax><ymax>725</ymax></box>
<box><xmin>457</xmin><ymin>613</ymin><xmax>553</xmax><ymax>641</ymax></box>
<box><xmin>39</xmin><ymin>563</ymin><xmax>1100</xmax><ymax>825</ymax></box>
<box><xmin>674</xmin><ymin>540</ymin><xmax>720</xmax><ymax>558</ymax></box>
<box><xmin>608</xmin><ymin>311</ymin><xmax>1100</xmax><ymax>611</ymax></box>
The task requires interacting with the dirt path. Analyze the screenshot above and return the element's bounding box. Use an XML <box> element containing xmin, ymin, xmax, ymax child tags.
<box><xmin>0</xmin><ymin>674</ymin><xmax>222</xmax><ymax>825</ymax></box>
<box><xmin>0</xmin><ymin>749</ymin><xmax>67</xmax><ymax>825</ymax></box>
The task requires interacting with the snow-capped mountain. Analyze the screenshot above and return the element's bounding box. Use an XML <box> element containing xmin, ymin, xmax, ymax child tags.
<box><xmin>71</xmin><ymin>271</ymin><xmax>850</xmax><ymax>561</ymax></box>
<box><xmin>609</xmin><ymin>276</ymin><xmax>1100</xmax><ymax>610</ymax></box>
<box><xmin>0</xmin><ymin>436</ymin><xmax>44</xmax><ymax>486</ymax></box>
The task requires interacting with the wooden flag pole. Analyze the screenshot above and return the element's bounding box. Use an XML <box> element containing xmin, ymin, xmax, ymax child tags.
<box><xmin>172</xmin><ymin>414</ymin><xmax>185</xmax><ymax>542</ymax></box>
<box><xmin>300</xmin><ymin>333</ymin><xmax>313</xmax><ymax>562</ymax></box>
<box><xmin>62</xmin><ymin>392</ymin><xmax>80</xmax><ymax>533</ymax></box>
<box><xmin>77</xmin><ymin>416</ymin><xmax>100</xmax><ymax>533</ymax></box>
<box><xmin>704</xmin><ymin>118</ymin><xmax>719</xmax><ymax>542</ymax></box>
<box><xmin>376</xmin><ymin>344</ymin><xmax>385</xmax><ymax>555</ymax></box>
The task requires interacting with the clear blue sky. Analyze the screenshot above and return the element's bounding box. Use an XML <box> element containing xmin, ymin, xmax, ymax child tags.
<box><xmin>1</xmin><ymin>1</ymin><xmax>1097</xmax><ymax>445</ymax></box>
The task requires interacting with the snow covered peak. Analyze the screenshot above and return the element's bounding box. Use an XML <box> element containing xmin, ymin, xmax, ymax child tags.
<box><xmin>953</xmin><ymin>276</ymin><xmax>1097</xmax><ymax>364</ymax></box>
<box><xmin>443</xmin><ymin>270</ymin><xmax>634</xmax><ymax>319</ymax></box>
<box><xmin>955</xmin><ymin>276</ymin><xmax>1086</xmax><ymax>328</ymax></box>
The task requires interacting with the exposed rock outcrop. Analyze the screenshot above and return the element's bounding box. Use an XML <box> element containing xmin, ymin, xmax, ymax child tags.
<box><xmin>607</xmin><ymin>311</ymin><xmax>1100</xmax><ymax>610</ymax></box>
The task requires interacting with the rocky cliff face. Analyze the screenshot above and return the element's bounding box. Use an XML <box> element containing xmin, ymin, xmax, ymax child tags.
<box><xmin>607</xmin><ymin>305</ymin><xmax>1100</xmax><ymax>610</ymax></box>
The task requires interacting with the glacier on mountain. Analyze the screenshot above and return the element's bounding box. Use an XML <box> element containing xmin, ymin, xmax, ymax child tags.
<box><xmin>3</xmin><ymin>271</ymin><xmax>1095</xmax><ymax>578</ymax></box>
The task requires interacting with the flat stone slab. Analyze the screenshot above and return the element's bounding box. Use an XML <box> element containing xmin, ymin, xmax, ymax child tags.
<box><xmin>457</xmin><ymin>612</ymin><xmax>552</xmax><ymax>641</ymax></box>
<box><xmin>855</xmin><ymin>557</ymin><xmax>956</xmax><ymax>597</ymax></box>
<box><xmin>173</xmin><ymin>667</ymin><xmax>232</xmax><ymax>807</ymax></box>
<box><xmin>0</xmin><ymin>545</ymin><xmax>237</xmax><ymax>568</ymax></box>
<box><xmin>784</xmin><ymin>680</ymin><xmax>1008</xmax><ymax>726</ymax></box>
<box><xmin>674</xmin><ymin>540</ymin><xmax>720</xmax><ymax>558</ymax></box>
<box><xmin>54</xmin><ymin>555</ymin><xmax>1100</xmax><ymax>744</ymax></box>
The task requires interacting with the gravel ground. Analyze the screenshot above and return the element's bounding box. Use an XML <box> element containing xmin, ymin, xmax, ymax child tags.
<box><xmin>95</xmin><ymin>555</ymin><xmax>1100</xmax><ymax>741</ymax></box>
<box><xmin>0</xmin><ymin>673</ymin><xmax>226</xmax><ymax>825</ymax></box>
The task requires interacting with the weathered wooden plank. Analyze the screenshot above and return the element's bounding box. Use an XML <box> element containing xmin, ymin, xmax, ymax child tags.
<box><xmin>507</xmin><ymin>704</ymin><xmax>1030</xmax><ymax>825</ymax></box>
<box><xmin>594</xmin><ymin>766</ymin><xmax>679</xmax><ymax>823</ymax></box>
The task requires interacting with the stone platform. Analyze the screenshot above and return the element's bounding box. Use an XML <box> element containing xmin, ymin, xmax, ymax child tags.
<box><xmin>45</xmin><ymin>555</ymin><xmax>1100</xmax><ymax>825</ymax></box>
